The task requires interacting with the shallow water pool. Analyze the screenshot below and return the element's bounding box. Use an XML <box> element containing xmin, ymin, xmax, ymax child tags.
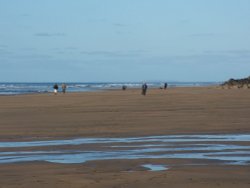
<box><xmin>0</xmin><ymin>134</ymin><xmax>250</xmax><ymax>165</ymax></box>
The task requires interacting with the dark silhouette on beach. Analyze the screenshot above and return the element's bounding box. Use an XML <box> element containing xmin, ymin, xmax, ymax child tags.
<box><xmin>53</xmin><ymin>84</ymin><xmax>59</xmax><ymax>95</ymax></box>
<box><xmin>62</xmin><ymin>83</ymin><xmax>67</xmax><ymax>93</ymax></box>
<box><xmin>164</xmin><ymin>82</ymin><xmax>168</xmax><ymax>89</ymax></box>
<box><xmin>122</xmin><ymin>85</ymin><xmax>127</xmax><ymax>90</ymax></box>
<box><xmin>141</xmin><ymin>83</ymin><xmax>148</xmax><ymax>95</ymax></box>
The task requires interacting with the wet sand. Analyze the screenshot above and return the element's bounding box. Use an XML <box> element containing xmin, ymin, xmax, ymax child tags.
<box><xmin>0</xmin><ymin>87</ymin><xmax>250</xmax><ymax>187</ymax></box>
<box><xmin>0</xmin><ymin>160</ymin><xmax>250</xmax><ymax>188</ymax></box>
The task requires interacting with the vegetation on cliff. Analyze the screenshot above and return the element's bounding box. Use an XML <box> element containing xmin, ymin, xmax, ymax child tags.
<box><xmin>221</xmin><ymin>76</ymin><xmax>250</xmax><ymax>89</ymax></box>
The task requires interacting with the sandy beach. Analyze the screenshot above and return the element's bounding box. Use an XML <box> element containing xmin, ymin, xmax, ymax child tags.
<box><xmin>0</xmin><ymin>87</ymin><xmax>250</xmax><ymax>187</ymax></box>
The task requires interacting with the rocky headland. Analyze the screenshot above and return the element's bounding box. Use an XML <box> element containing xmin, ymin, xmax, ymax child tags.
<box><xmin>221</xmin><ymin>76</ymin><xmax>250</xmax><ymax>89</ymax></box>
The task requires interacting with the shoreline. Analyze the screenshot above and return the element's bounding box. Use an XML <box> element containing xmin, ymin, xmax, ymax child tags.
<box><xmin>0</xmin><ymin>82</ymin><xmax>221</xmax><ymax>96</ymax></box>
<box><xmin>0</xmin><ymin>85</ymin><xmax>220</xmax><ymax>97</ymax></box>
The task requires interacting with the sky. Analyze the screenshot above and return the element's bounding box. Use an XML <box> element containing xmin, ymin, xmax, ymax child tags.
<box><xmin>0</xmin><ymin>0</ymin><xmax>250</xmax><ymax>82</ymax></box>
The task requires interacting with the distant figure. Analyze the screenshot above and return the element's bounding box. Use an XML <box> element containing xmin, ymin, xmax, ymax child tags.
<box><xmin>122</xmin><ymin>85</ymin><xmax>127</xmax><ymax>90</ymax></box>
<box><xmin>164</xmin><ymin>82</ymin><xmax>168</xmax><ymax>90</ymax></box>
<box><xmin>62</xmin><ymin>83</ymin><xmax>67</xmax><ymax>94</ymax></box>
<box><xmin>141</xmin><ymin>83</ymin><xmax>148</xmax><ymax>95</ymax></box>
<box><xmin>53</xmin><ymin>84</ymin><xmax>59</xmax><ymax>95</ymax></box>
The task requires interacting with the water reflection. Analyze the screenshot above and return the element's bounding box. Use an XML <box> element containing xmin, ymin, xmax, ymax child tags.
<box><xmin>142</xmin><ymin>164</ymin><xmax>168</xmax><ymax>171</ymax></box>
<box><xmin>0</xmin><ymin>134</ymin><xmax>249</xmax><ymax>165</ymax></box>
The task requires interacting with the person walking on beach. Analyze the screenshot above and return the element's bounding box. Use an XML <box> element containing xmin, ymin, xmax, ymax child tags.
<box><xmin>141</xmin><ymin>83</ymin><xmax>148</xmax><ymax>95</ymax></box>
<box><xmin>122</xmin><ymin>85</ymin><xmax>127</xmax><ymax>90</ymax></box>
<box><xmin>53</xmin><ymin>84</ymin><xmax>59</xmax><ymax>95</ymax></box>
<box><xmin>62</xmin><ymin>83</ymin><xmax>67</xmax><ymax>94</ymax></box>
<box><xmin>164</xmin><ymin>82</ymin><xmax>168</xmax><ymax>90</ymax></box>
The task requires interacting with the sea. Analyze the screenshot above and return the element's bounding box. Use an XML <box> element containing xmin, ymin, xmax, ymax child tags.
<box><xmin>0</xmin><ymin>82</ymin><xmax>220</xmax><ymax>96</ymax></box>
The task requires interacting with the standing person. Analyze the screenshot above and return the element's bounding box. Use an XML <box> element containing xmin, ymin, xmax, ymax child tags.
<box><xmin>62</xmin><ymin>83</ymin><xmax>67</xmax><ymax>94</ymax></box>
<box><xmin>164</xmin><ymin>82</ymin><xmax>168</xmax><ymax>90</ymax></box>
<box><xmin>122</xmin><ymin>85</ymin><xmax>127</xmax><ymax>90</ymax></box>
<box><xmin>141</xmin><ymin>83</ymin><xmax>148</xmax><ymax>96</ymax></box>
<box><xmin>53</xmin><ymin>84</ymin><xmax>59</xmax><ymax>95</ymax></box>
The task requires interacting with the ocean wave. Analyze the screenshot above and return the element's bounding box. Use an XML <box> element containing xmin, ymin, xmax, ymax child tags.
<box><xmin>0</xmin><ymin>82</ymin><xmax>219</xmax><ymax>95</ymax></box>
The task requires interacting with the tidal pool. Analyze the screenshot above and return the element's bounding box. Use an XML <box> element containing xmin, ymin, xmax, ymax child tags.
<box><xmin>0</xmin><ymin>134</ymin><xmax>250</xmax><ymax>165</ymax></box>
<box><xmin>142</xmin><ymin>164</ymin><xmax>168</xmax><ymax>171</ymax></box>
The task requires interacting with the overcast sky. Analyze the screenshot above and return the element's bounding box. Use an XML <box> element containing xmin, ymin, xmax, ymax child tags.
<box><xmin>0</xmin><ymin>0</ymin><xmax>249</xmax><ymax>82</ymax></box>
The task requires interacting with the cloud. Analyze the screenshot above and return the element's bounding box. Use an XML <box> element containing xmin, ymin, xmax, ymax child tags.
<box><xmin>12</xmin><ymin>54</ymin><xmax>54</xmax><ymax>60</ymax></box>
<box><xmin>179</xmin><ymin>19</ymin><xmax>190</xmax><ymax>23</ymax></box>
<box><xmin>0</xmin><ymin>48</ymin><xmax>11</xmax><ymax>56</ymax></box>
<box><xmin>222</xmin><ymin>50</ymin><xmax>250</xmax><ymax>55</ymax></box>
<box><xmin>20</xmin><ymin>47</ymin><xmax>37</xmax><ymax>51</ymax></box>
<box><xmin>113</xmin><ymin>23</ymin><xmax>127</xmax><ymax>27</ymax></box>
<box><xmin>20</xmin><ymin>14</ymin><xmax>30</xmax><ymax>17</ymax></box>
<box><xmin>34</xmin><ymin>32</ymin><xmax>66</xmax><ymax>37</ymax></box>
<box><xmin>65</xmin><ymin>47</ymin><xmax>78</xmax><ymax>50</ymax></box>
<box><xmin>0</xmin><ymin>44</ymin><xmax>8</xmax><ymax>48</ymax></box>
<box><xmin>204</xmin><ymin>50</ymin><xmax>250</xmax><ymax>57</ymax></box>
<box><xmin>50</xmin><ymin>47</ymin><xmax>80</xmax><ymax>55</ymax></box>
<box><xmin>81</xmin><ymin>51</ymin><xmax>118</xmax><ymax>56</ymax></box>
<box><xmin>143</xmin><ymin>50</ymin><xmax>250</xmax><ymax>66</ymax></box>
<box><xmin>88</xmin><ymin>18</ymin><xmax>106</xmax><ymax>23</ymax></box>
<box><xmin>80</xmin><ymin>50</ymin><xmax>146</xmax><ymax>57</ymax></box>
<box><xmin>188</xmin><ymin>33</ymin><xmax>217</xmax><ymax>37</ymax></box>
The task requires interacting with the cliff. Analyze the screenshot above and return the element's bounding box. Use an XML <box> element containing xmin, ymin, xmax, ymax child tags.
<box><xmin>221</xmin><ymin>76</ymin><xmax>250</xmax><ymax>89</ymax></box>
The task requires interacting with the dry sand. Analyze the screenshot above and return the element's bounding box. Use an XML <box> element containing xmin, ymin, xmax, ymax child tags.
<box><xmin>0</xmin><ymin>87</ymin><xmax>250</xmax><ymax>187</ymax></box>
